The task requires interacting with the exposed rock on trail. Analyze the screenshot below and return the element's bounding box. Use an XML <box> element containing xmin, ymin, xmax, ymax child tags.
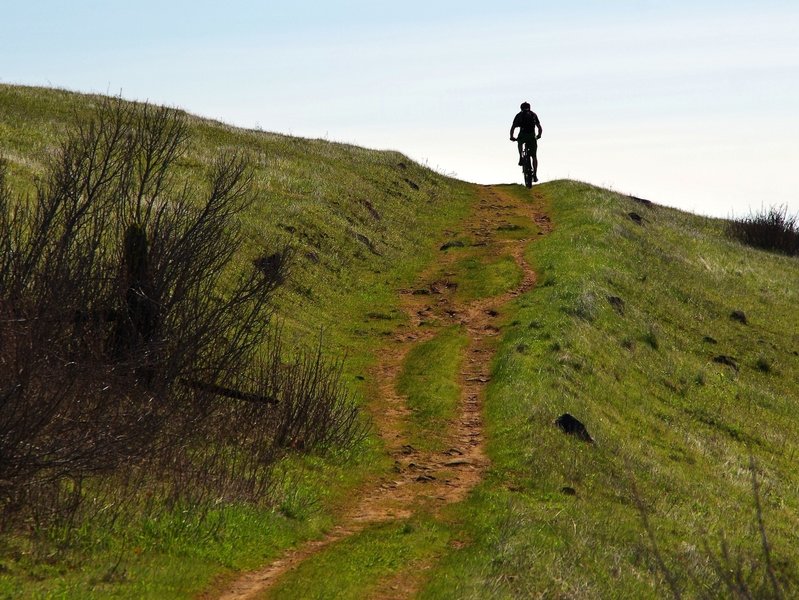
<box><xmin>213</xmin><ymin>186</ymin><xmax>550</xmax><ymax>600</ymax></box>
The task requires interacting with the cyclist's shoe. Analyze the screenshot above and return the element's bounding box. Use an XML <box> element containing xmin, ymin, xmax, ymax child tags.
<box><xmin>533</xmin><ymin>174</ymin><xmax>539</xmax><ymax>183</ymax></box>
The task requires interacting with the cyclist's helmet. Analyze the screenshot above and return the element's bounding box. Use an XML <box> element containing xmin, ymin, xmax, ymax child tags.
<box><xmin>520</xmin><ymin>102</ymin><xmax>531</xmax><ymax>110</ymax></box>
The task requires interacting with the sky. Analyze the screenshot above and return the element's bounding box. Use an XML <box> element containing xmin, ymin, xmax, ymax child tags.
<box><xmin>2</xmin><ymin>1</ymin><xmax>798</xmax><ymax>218</ymax></box>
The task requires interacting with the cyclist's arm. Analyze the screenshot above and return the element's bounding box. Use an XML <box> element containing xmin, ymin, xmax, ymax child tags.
<box><xmin>509</xmin><ymin>114</ymin><xmax>521</xmax><ymax>140</ymax></box>
<box><xmin>536</xmin><ymin>117</ymin><xmax>543</xmax><ymax>139</ymax></box>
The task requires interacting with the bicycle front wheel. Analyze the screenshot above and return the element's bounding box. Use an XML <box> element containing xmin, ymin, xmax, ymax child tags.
<box><xmin>522</xmin><ymin>154</ymin><xmax>533</xmax><ymax>188</ymax></box>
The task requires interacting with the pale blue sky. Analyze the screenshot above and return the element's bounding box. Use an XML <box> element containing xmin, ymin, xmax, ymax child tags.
<box><xmin>2</xmin><ymin>1</ymin><xmax>798</xmax><ymax>217</ymax></box>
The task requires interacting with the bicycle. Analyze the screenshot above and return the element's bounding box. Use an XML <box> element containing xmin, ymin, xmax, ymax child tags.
<box><xmin>519</xmin><ymin>141</ymin><xmax>537</xmax><ymax>188</ymax></box>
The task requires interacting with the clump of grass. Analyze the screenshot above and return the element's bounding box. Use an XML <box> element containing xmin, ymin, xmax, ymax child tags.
<box><xmin>755</xmin><ymin>355</ymin><xmax>773</xmax><ymax>374</ymax></box>
<box><xmin>642</xmin><ymin>325</ymin><xmax>660</xmax><ymax>350</ymax></box>
<box><xmin>453</xmin><ymin>254</ymin><xmax>523</xmax><ymax>301</ymax></box>
<box><xmin>397</xmin><ymin>326</ymin><xmax>468</xmax><ymax>451</ymax></box>
<box><xmin>570</xmin><ymin>290</ymin><xmax>598</xmax><ymax>322</ymax></box>
<box><xmin>727</xmin><ymin>205</ymin><xmax>799</xmax><ymax>255</ymax></box>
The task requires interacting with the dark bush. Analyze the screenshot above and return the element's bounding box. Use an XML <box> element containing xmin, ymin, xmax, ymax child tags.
<box><xmin>262</xmin><ymin>332</ymin><xmax>367</xmax><ymax>453</ymax></box>
<box><xmin>727</xmin><ymin>206</ymin><xmax>799</xmax><ymax>256</ymax></box>
<box><xmin>0</xmin><ymin>97</ymin><xmax>363</xmax><ymax>531</ymax></box>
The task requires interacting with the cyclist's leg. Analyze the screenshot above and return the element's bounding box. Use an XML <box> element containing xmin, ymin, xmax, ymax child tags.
<box><xmin>531</xmin><ymin>141</ymin><xmax>539</xmax><ymax>179</ymax></box>
<box><xmin>517</xmin><ymin>139</ymin><xmax>525</xmax><ymax>165</ymax></box>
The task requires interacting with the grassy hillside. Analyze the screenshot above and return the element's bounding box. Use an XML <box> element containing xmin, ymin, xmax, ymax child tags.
<box><xmin>421</xmin><ymin>182</ymin><xmax>799</xmax><ymax>598</ymax></box>
<box><xmin>0</xmin><ymin>84</ymin><xmax>475</xmax><ymax>597</ymax></box>
<box><xmin>2</xmin><ymin>85</ymin><xmax>798</xmax><ymax>598</ymax></box>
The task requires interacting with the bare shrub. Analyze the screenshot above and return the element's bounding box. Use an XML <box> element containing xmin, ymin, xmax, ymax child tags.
<box><xmin>257</xmin><ymin>331</ymin><xmax>367</xmax><ymax>453</ymax></box>
<box><xmin>0</xmin><ymin>97</ymin><xmax>290</xmax><ymax>525</ymax></box>
<box><xmin>727</xmin><ymin>206</ymin><xmax>799</xmax><ymax>256</ymax></box>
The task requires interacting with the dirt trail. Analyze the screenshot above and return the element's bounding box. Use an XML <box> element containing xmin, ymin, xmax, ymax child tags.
<box><xmin>214</xmin><ymin>186</ymin><xmax>550</xmax><ymax>600</ymax></box>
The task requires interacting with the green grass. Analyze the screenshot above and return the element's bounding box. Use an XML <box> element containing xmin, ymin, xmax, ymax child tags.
<box><xmin>0</xmin><ymin>453</ymin><xmax>370</xmax><ymax>599</ymax></box>
<box><xmin>452</xmin><ymin>254</ymin><xmax>523</xmax><ymax>302</ymax></box>
<box><xmin>0</xmin><ymin>505</ymin><xmax>324</xmax><ymax>599</ymax></box>
<box><xmin>418</xmin><ymin>181</ymin><xmax>799</xmax><ymax>597</ymax></box>
<box><xmin>267</xmin><ymin>517</ymin><xmax>450</xmax><ymax>599</ymax></box>
<box><xmin>397</xmin><ymin>326</ymin><xmax>470</xmax><ymax>451</ymax></box>
<box><xmin>494</xmin><ymin>214</ymin><xmax>538</xmax><ymax>240</ymax></box>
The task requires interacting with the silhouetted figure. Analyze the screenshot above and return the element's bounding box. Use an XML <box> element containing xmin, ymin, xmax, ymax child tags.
<box><xmin>509</xmin><ymin>101</ymin><xmax>543</xmax><ymax>182</ymax></box>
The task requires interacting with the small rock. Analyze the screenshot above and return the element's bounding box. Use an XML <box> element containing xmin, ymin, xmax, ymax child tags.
<box><xmin>359</xmin><ymin>199</ymin><xmax>381</xmax><ymax>220</ymax></box>
<box><xmin>561</xmin><ymin>486</ymin><xmax>577</xmax><ymax>496</ymax></box>
<box><xmin>416</xmin><ymin>474</ymin><xmax>436</xmax><ymax>482</ymax></box>
<box><xmin>628</xmin><ymin>212</ymin><xmax>644</xmax><ymax>225</ymax></box>
<box><xmin>440</xmin><ymin>240</ymin><xmax>466</xmax><ymax>251</ymax></box>
<box><xmin>713</xmin><ymin>355</ymin><xmax>739</xmax><ymax>371</ymax></box>
<box><xmin>703</xmin><ymin>336</ymin><xmax>718</xmax><ymax>344</ymax></box>
<box><xmin>607</xmin><ymin>295</ymin><xmax>625</xmax><ymax>315</ymax></box>
<box><xmin>554</xmin><ymin>413</ymin><xmax>594</xmax><ymax>443</ymax></box>
<box><xmin>730</xmin><ymin>310</ymin><xmax>748</xmax><ymax>324</ymax></box>
<box><xmin>400</xmin><ymin>444</ymin><xmax>416</xmax><ymax>455</ymax></box>
<box><xmin>629</xmin><ymin>195</ymin><xmax>653</xmax><ymax>207</ymax></box>
<box><xmin>352</xmin><ymin>230</ymin><xmax>381</xmax><ymax>256</ymax></box>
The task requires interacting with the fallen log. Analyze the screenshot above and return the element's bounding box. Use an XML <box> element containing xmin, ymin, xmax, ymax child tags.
<box><xmin>181</xmin><ymin>379</ymin><xmax>278</xmax><ymax>405</ymax></box>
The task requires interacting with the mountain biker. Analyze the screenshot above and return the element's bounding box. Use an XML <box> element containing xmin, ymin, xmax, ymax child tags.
<box><xmin>509</xmin><ymin>101</ymin><xmax>542</xmax><ymax>182</ymax></box>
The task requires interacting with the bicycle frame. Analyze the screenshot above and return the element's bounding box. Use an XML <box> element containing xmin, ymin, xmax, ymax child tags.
<box><xmin>520</xmin><ymin>142</ymin><xmax>534</xmax><ymax>188</ymax></box>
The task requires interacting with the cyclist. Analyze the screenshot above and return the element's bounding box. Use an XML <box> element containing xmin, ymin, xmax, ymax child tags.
<box><xmin>509</xmin><ymin>101</ymin><xmax>542</xmax><ymax>182</ymax></box>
